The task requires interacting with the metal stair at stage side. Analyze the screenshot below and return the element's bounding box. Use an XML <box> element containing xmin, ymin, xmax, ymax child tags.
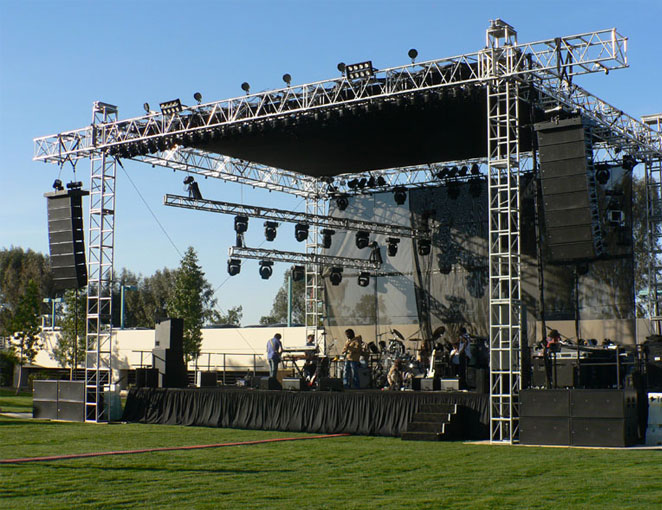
<box><xmin>401</xmin><ymin>403</ymin><xmax>462</xmax><ymax>441</ymax></box>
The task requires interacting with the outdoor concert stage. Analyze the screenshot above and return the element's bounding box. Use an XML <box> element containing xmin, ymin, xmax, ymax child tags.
<box><xmin>121</xmin><ymin>387</ymin><xmax>489</xmax><ymax>438</ymax></box>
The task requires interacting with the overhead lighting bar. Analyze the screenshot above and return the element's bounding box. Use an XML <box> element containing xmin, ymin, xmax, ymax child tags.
<box><xmin>164</xmin><ymin>194</ymin><xmax>429</xmax><ymax>240</ymax></box>
<box><xmin>228</xmin><ymin>246</ymin><xmax>381</xmax><ymax>271</ymax></box>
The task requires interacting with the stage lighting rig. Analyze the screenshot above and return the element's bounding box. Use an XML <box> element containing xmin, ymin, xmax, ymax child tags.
<box><xmin>337</xmin><ymin>62</ymin><xmax>346</xmax><ymax>74</ymax></box>
<box><xmin>193</xmin><ymin>92</ymin><xmax>203</xmax><ymax>104</ymax></box>
<box><xmin>459</xmin><ymin>166</ymin><xmax>469</xmax><ymax>177</ymax></box>
<box><xmin>355</xmin><ymin>231</ymin><xmax>370</xmax><ymax>249</ymax></box>
<box><xmin>282</xmin><ymin>73</ymin><xmax>292</xmax><ymax>86</ymax></box>
<box><xmin>408</xmin><ymin>48</ymin><xmax>418</xmax><ymax>63</ymax></box>
<box><xmin>418</xmin><ymin>239</ymin><xmax>431</xmax><ymax>256</ymax></box>
<box><xmin>264</xmin><ymin>221</ymin><xmax>279</xmax><ymax>241</ymax></box>
<box><xmin>345</xmin><ymin>61</ymin><xmax>374</xmax><ymax>80</ymax></box>
<box><xmin>259</xmin><ymin>260</ymin><xmax>273</xmax><ymax>280</ymax></box>
<box><xmin>234</xmin><ymin>215</ymin><xmax>249</xmax><ymax>234</ymax></box>
<box><xmin>241</xmin><ymin>82</ymin><xmax>251</xmax><ymax>94</ymax></box>
<box><xmin>335</xmin><ymin>195</ymin><xmax>349</xmax><ymax>211</ymax></box>
<box><xmin>369</xmin><ymin>241</ymin><xmax>383</xmax><ymax>265</ymax></box>
<box><xmin>471</xmin><ymin>163</ymin><xmax>480</xmax><ymax>175</ymax></box>
<box><xmin>622</xmin><ymin>155</ymin><xmax>637</xmax><ymax>171</ymax></box>
<box><xmin>292</xmin><ymin>265</ymin><xmax>305</xmax><ymax>282</ymax></box>
<box><xmin>66</xmin><ymin>181</ymin><xmax>83</xmax><ymax>190</ymax></box>
<box><xmin>393</xmin><ymin>187</ymin><xmax>407</xmax><ymax>205</ymax></box>
<box><xmin>347</xmin><ymin>178</ymin><xmax>359</xmax><ymax>189</ymax></box>
<box><xmin>358</xmin><ymin>272</ymin><xmax>370</xmax><ymax>287</ymax></box>
<box><xmin>595</xmin><ymin>164</ymin><xmax>611</xmax><ymax>185</ymax></box>
<box><xmin>321</xmin><ymin>229</ymin><xmax>335</xmax><ymax>249</ymax></box>
<box><xmin>52</xmin><ymin>179</ymin><xmax>64</xmax><ymax>191</ymax></box>
<box><xmin>143</xmin><ymin>102</ymin><xmax>151</xmax><ymax>114</ymax></box>
<box><xmin>329</xmin><ymin>267</ymin><xmax>343</xmax><ymax>286</ymax></box>
<box><xmin>387</xmin><ymin>237</ymin><xmax>400</xmax><ymax>257</ymax></box>
<box><xmin>294</xmin><ymin>223</ymin><xmax>309</xmax><ymax>242</ymax></box>
<box><xmin>227</xmin><ymin>259</ymin><xmax>241</xmax><ymax>276</ymax></box>
<box><xmin>160</xmin><ymin>99</ymin><xmax>182</xmax><ymax>115</ymax></box>
<box><xmin>377</xmin><ymin>176</ymin><xmax>387</xmax><ymax>186</ymax></box>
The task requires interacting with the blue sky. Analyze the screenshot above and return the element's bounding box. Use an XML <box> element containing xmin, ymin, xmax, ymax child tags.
<box><xmin>1</xmin><ymin>0</ymin><xmax>660</xmax><ymax>325</ymax></box>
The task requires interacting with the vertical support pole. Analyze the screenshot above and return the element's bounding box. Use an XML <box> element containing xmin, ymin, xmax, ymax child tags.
<box><xmin>645</xmin><ymin>155</ymin><xmax>662</xmax><ymax>334</ymax></box>
<box><xmin>86</xmin><ymin>101</ymin><xmax>118</xmax><ymax>422</ymax></box>
<box><xmin>305</xmin><ymin>189</ymin><xmax>325</xmax><ymax>352</ymax></box>
<box><xmin>287</xmin><ymin>273</ymin><xmax>293</xmax><ymax>327</ymax></box>
<box><xmin>482</xmin><ymin>19</ymin><xmax>522</xmax><ymax>444</ymax></box>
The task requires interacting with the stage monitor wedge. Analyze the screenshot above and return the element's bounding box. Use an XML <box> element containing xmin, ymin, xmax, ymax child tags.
<box><xmin>535</xmin><ymin>116</ymin><xmax>604</xmax><ymax>263</ymax></box>
<box><xmin>44</xmin><ymin>188</ymin><xmax>90</xmax><ymax>290</ymax></box>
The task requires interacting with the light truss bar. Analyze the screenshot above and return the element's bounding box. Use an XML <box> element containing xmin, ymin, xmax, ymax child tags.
<box><xmin>163</xmin><ymin>194</ymin><xmax>429</xmax><ymax>239</ymax></box>
<box><xmin>34</xmin><ymin>28</ymin><xmax>627</xmax><ymax>165</ymax></box>
<box><xmin>228</xmin><ymin>246</ymin><xmax>381</xmax><ymax>271</ymax></box>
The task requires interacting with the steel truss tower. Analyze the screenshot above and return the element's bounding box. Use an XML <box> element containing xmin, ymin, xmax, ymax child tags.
<box><xmin>33</xmin><ymin>21</ymin><xmax>662</xmax><ymax>433</ymax></box>
<box><xmin>86</xmin><ymin>102</ymin><xmax>118</xmax><ymax>422</ymax></box>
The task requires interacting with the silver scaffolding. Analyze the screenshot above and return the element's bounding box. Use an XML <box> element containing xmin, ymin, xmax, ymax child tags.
<box><xmin>85</xmin><ymin>102</ymin><xmax>117</xmax><ymax>422</ymax></box>
<box><xmin>32</xmin><ymin>21</ymin><xmax>662</xmax><ymax>431</ymax></box>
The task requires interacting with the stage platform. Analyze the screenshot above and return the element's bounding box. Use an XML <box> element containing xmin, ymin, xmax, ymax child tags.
<box><xmin>122</xmin><ymin>387</ymin><xmax>489</xmax><ymax>438</ymax></box>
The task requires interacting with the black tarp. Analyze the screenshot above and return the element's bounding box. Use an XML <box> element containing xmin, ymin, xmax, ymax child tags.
<box><xmin>122</xmin><ymin>387</ymin><xmax>489</xmax><ymax>438</ymax></box>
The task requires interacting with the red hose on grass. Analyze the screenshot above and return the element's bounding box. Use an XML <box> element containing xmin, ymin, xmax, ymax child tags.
<box><xmin>0</xmin><ymin>433</ymin><xmax>350</xmax><ymax>464</ymax></box>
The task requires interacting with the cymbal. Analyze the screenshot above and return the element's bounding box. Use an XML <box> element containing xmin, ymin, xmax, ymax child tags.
<box><xmin>392</xmin><ymin>328</ymin><xmax>404</xmax><ymax>340</ymax></box>
<box><xmin>431</xmin><ymin>326</ymin><xmax>446</xmax><ymax>339</ymax></box>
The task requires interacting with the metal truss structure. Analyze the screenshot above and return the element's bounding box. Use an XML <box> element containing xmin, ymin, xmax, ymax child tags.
<box><xmin>163</xmin><ymin>194</ymin><xmax>429</xmax><ymax>239</ymax></box>
<box><xmin>85</xmin><ymin>102</ymin><xmax>117</xmax><ymax>422</ymax></box>
<box><xmin>228</xmin><ymin>246</ymin><xmax>381</xmax><ymax>272</ymax></box>
<box><xmin>33</xmin><ymin>20</ymin><xmax>662</xmax><ymax>435</ymax></box>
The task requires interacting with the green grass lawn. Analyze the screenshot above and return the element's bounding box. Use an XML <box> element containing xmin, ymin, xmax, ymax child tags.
<box><xmin>0</xmin><ymin>387</ymin><xmax>32</xmax><ymax>413</ymax></box>
<box><xmin>0</xmin><ymin>415</ymin><xmax>660</xmax><ymax>510</ymax></box>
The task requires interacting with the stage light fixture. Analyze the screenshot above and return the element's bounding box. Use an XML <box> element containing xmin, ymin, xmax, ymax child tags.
<box><xmin>469</xmin><ymin>177</ymin><xmax>483</xmax><ymax>198</ymax></box>
<box><xmin>234</xmin><ymin>215</ymin><xmax>249</xmax><ymax>234</ymax></box>
<box><xmin>459</xmin><ymin>166</ymin><xmax>468</xmax><ymax>177</ymax></box>
<box><xmin>622</xmin><ymin>155</ymin><xmax>637</xmax><ymax>171</ymax></box>
<box><xmin>183</xmin><ymin>176</ymin><xmax>202</xmax><ymax>199</ymax></box>
<box><xmin>329</xmin><ymin>267</ymin><xmax>343</xmax><ymax>286</ymax></box>
<box><xmin>259</xmin><ymin>260</ymin><xmax>274</xmax><ymax>280</ymax></box>
<box><xmin>241</xmin><ymin>82</ymin><xmax>251</xmax><ymax>94</ymax></box>
<box><xmin>358</xmin><ymin>178</ymin><xmax>367</xmax><ymax>189</ymax></box>
<box><xmin>418</xmin><ymin>239</ymin><xmax>431</xmax><ymax>256</ymax></box>
<box><xmin>595</xmin><ymin>165</ymin><xmax>611</xmax><ymax>185</ymax></box>
<box><xmin>294</xmin><ymin>223</ymin><xmax>309</xmax><ymax>242</ymax></box>
<box><xmin>447</xmin><ymin>181</ymin><xmax>461</xmax><ymax>200</ymax></box>
<box><xmin>358</xmin><ymin>272</ymin><xmax>370</xmax><ymax>287</ymax></box>
<box><xmin>345</xmin><ymin>61</ymin><xmax>374</xmax><ymax>80</ymax></box>
<box><xmin>160</xmin><ymin>99</ymin><xmax>183</xmax><ymax>115</ymax></box>
<box><xmin>264</xmin><ymin>221</ymin><xmax>279</xmax><ymax>241</ymax></box>
<box><xmin>282</xmin><ymin>73</ymin><xmax>292</xmax><ymax>86</ymax></box>
<box><xmin>52</xmin><ymin>179</ymin><xmax>63</xmax><ymax>191</ymax></box>
<box><xmin>193</xmin><ymin>92</ymin><xmax>203</xmax><ymax>104</ymax></box>
<box><xmin>377</xmin><ymin>176</ymin><xmax>387</xmax><ymax>186</ymax></box>
<box><xmin>143</xmin><ymin>102</ymin><xmax>151</xmax><ymax>114</ymax></box>
<box><xmin>336</xmin><ymin>195</ymin><xmax>349</xmax><ymax>211</ymax></box>
<box><xmin>321</xmin><ymin>228</ymin><xmax>335</xmax><ymax>249</ymax></box>
<box><xmin>347</xmin><ymin>178</ymin><xmax>358</xmax><ymax>189</ymax></box>
<box><xmin>449</xmin><ymin>166</ymin><xmax>459</xmax><ymax>177</ymax></box>
<box><xmin>408</xmin><ymin>48</ymin><xmax>418</xmax><ymax>63</ymax></box>
<box><xmin>66</xmin><ymin>181</ymin><xmax>82</xmax><ymax>190</ymax></box>
<box><xmin>387</xmin><ymin>237</ymin><xmax>400</xmax><ymax>257</ymax></box>
<box><xmin>393</xmin><ymin>187</ymin><xmax>407</xmax><ymax>205</ymax></box>
<box><xmin>227</xmin><ymin>259</ymin><xmax>241</xmax><ymax>276</ymax></box>
<box><xmin>439</xmin><ymin>263</ymin><xmax>452</xmax><ymax>275</ymax></box>
<box><xmin>337</xmin><ymin>62</ymin><xmax>346</xmax><ymax>74</ymax></box>
<box><xmin>367</xmin><ymin>176</ymin><xmax>376</xmax><ymax>188</ymax></box>
<box><xmin>470</xmin><ymin>163</ymin><xmax>480</xmax><ymax>175</ymax></box>
<box><xmin>355</xmin><ymin>231</ymin><xmax>370</xmax><ymax>249</ymax></box>
<box><xmin>292</xmin><ymin>265</ymin><xmax>305</xmax><ymax>282</ymax></box>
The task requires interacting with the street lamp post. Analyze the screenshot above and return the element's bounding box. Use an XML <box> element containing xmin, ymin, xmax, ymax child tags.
<box><xmin>120</xmin><ymin>285</ymin><xmax>137</xmax><ymax>329</ymax></box>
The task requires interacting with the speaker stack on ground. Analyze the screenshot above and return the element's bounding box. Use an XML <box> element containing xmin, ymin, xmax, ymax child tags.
<box><xmin>520</xmin><ymin>389</ymin><xmax>639</xmax><ymax>447</ymax></box>
<box><xmin>44</xmin><ymin>185</ymin><xmax>90</xmax><ymax>290</ymax></box>
<box><xmin>152</xmin><ymin>318</ymin><xmax>187</xmax><ymax>388</ymax></box>
<box><xmin>535</xmin><ymin>116</ymin><xmax>603</xmax><ymax>263</ymax></box>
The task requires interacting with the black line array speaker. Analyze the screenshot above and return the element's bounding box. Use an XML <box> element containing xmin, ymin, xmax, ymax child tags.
<box><xmin>155</xmin><ymin>318</ymin><xmax>184</xmax><ymax>352</ymax></box>
<box><xmin>44</xmin><ymin>188</ymin><xmax>90</xmax><ymax>290</ymax></box>
<box><xmin>535</xmin><ymin>116</ymin><xmax>603</xmax><ymax>263</ymax></box>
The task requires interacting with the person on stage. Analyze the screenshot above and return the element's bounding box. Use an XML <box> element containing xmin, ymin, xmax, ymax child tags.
<box><xmin>450</xmin><ymin>327</ymin><xmax>472</xmax><ymax>389</ymax></box>
<box><xmin>387</xmin><ymin>359</ymin><xmax>403</xmax><ymax>390</ymax></box>
<box><xmin>544</xmin><ymin>329</ymin><xmax>561</xmax><ymax>388</ymax></box>
<box><xmin>342</xmin><ymin>329</ymin><xmax>363</xmax><ymax>389</ymax></box>
<box><xmin>266</xmin><ymin>333</ymin><xmax>283</xmax><ymax>379</ymax></box>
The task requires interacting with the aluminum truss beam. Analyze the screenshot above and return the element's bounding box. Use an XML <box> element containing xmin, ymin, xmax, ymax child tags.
<box><xmin>33</xmin><ymin>26</ymin><xmax>627</xmax><ymax>165</ymax></box>
<box><xmin>483</xmin><ymin>21</ymin><xmax>523</xmax><ymax>444</ymax></box>
<box><xmin>85</xmin><ymin>101</ymin><xmax>117</xmax><ymax>422</ymax></box>
<box><xmin>163</xmin><ymin>194</ymin><xmax>429</xmax><ymax>239</ymax></box>
<box><xmin>228</xmin><ymin>246</ymin><xmax>380</xmax><ymax>271</ymax></box>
